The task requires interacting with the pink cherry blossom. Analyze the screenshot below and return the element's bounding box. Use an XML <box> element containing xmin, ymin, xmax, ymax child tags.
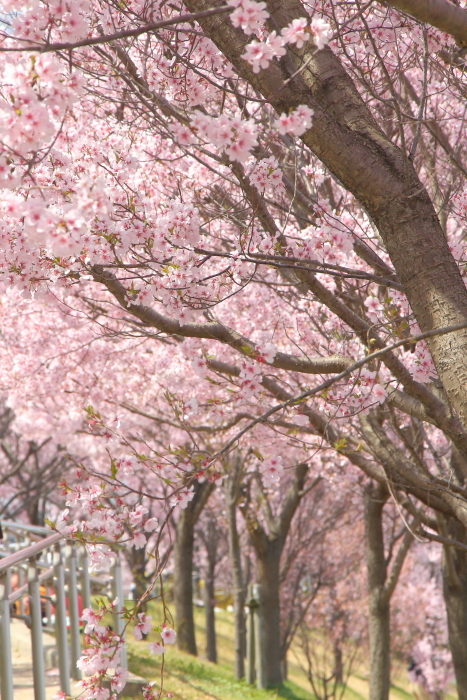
<box><xmin>275</xmin><ymin>105</ymin><xmax>314</xmax><ymax>136</ymax></box>
<box><xmin>228</xmin><ymin>0</ymin><xmax>269</xmax><ymax>35</ymax></box>
<box><xmin>281</xmin><ymin>18</ymin><xmax>309</xmax><ymax>48</ymax></box>
<box><xmin>134</xmin><ymin>613</ymin><xmax>152</xmax><ymax>640</ymax></box>
<box><xmin>161</xmin><ymin>627</ymin><xmax>177</xmax><ymax>644</ymax></box>
<box><xmin>309</xmin><ymin>18</ymin><xmax>333</xmax><ymax>50</ymax></box>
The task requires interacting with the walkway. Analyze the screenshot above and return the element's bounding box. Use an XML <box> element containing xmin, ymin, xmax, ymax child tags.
<box><xmin>9</xmin><ymin>618</ymin><xmax>78</xmax><ymax>700</ymax></box>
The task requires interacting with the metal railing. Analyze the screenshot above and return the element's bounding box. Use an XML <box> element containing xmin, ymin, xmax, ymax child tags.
<box><xmin>0</xmin><ymin>521</ymin><xmax>126</xmax><ymax>700</ymax></box>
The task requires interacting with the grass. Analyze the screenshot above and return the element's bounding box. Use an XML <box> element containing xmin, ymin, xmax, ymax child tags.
<box><xmin>110</xmin><ymin>603</ymin><xmax>458</xmax><ymax>700</ymax></box>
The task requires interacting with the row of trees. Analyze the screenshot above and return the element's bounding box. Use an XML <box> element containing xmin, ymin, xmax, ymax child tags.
<box><xmin>0</xmin><ymin>401</ymin><xmax>455</xmax><ymax>698</ymax></box>
<box><xmin>2</xmin><ymin>0</ymin><xmax>467</xmax><ymax>698</ymax></box>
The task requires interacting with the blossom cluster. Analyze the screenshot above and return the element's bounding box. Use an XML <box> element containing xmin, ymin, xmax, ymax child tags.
<box><xmin>241</xmin><ymin>17</ymin><xmax>332</xmax><ymax>73</ymax></box>
<box><xmin>74</xmin><ymin>604</ymin><xmax>176</xmax><ymax>700</ymax></box>
<box><xmin>326</xmin><ymin>368</ymin><xmax>388</xmax><ymax>417</ymax></box>
<box><xmin>249</xmin><ymin>157</ymin><xmax>285</xmax><ymax>195</ymax></box>
<box><xmin>259</xmin><ymin>455</ymin><xmax>285</xmax><ymax>487</ymax></box>
<box><xmin>228</xmin><ymin>0</ymin><xmax>269</xmax><ymax>35</ymax></box>
<box><xmin>404</xmin><ymin>340</ymin><xmax>437</xmax><ymax>384</ymax></box>
<box><xmin>54</xmin><ymin>475</ymin><xmax>162</xmax><ymax>565</ymax></box>
<box><xmin>297</xmin><ymin>220</ymin><xmax>353</xmax><ymax>263</ymax></box>
<box><xmin>77</xmin><ymin>603</ymin><xmax>127</xmax><ymax>700</ymax></box>
<box><xmin>275</xmin><ymin>105</ymin><xmax>314</xmax><ymax>136</ymax></box>
<box><xmin>191</xmin><ymin>111</ymin><xmax>258</xmax><ymax>163</ymax></box>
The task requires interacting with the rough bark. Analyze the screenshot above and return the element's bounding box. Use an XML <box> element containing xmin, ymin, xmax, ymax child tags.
<box><xmin>225</xmin><ymin>460</ymin><xmax>246</xmax><ymax>679</ymax></box>
<box><xmin>182</xmin><ymin>0</ymin><xmax>467</xmax><ymax>436</ymax></box>
<box><xmin>364</xmin><ymin>484</ymin><xmax>391</xmax><ymax>700</ymax></box>
<box><xmin>174</xmin><ymin>481</ymin><xmax>214</xmax><ymax>655</ymax></box>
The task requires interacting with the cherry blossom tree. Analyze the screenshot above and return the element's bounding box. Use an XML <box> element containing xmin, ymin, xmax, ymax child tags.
<box><xmin>3</xmin><ymin>0</ymin><xmax>467</xmax><ymax>697</ymax></box>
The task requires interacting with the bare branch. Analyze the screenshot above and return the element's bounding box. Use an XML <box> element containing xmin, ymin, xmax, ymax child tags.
<box><xmin>1</xmin><ymin>7</ymin><xmax>233</xmax><ymax>53</ymax></box>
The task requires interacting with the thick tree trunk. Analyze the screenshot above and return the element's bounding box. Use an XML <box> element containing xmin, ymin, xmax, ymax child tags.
<box><xmin>256</xmin><ymin>542</ymin><xmax>282</xmax><ymax>686</ymax></box>
<box><xmin>204</xmin><ymin>565</ymin><xmax>217</xmax><ymax>663</ymax></box>
<box><xmin>226</xmin><ymin>486</ymin><xmax>245</xmax><ymax>679</ymax></box>
<box><xmin>441</xmin><ymin>517</ymin><xmax>467</xmax><ymax>700</ymax></box>
<box><xmin>364</xmin><ymin>484</ymin><xmax>391</xmax><ymax>700</ymax></box>
<box><xmin>174</xmin><ymin>508</ymin><xmax>197</xmax><ymax>655</ymax></box>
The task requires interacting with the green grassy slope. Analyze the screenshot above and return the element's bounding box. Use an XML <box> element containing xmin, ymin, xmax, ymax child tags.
<box><xmin>118</xmin><ymin>604</ymin><xmax>457</xmax><ymax>700</ymax></box>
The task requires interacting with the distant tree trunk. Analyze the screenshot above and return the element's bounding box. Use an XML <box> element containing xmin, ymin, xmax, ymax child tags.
<box><xmin>174</xmin><ymin>507</ymin><xmax>197</xmax><ymax>655</ymax></box>
<box><xmin>333</xmin><ymin>643</ymin><xmax>343</xmax><ymax>686</ymax></box>
<box><xmin>174</xmin><ymin>481</ymin><xmax>214</xmax><ymax>655</ymax></box>
<box><xmin>256</xmin><ymin>543</ymin><xmax>282</xmax><ymax>686</ymax></box>
<box><xmin>28</xmin><ymin>498</ymin><xmax>41</xmax><ymax>526</ymax></box>
<box><xmin>364</xmin><ymin>484</ymin><xmax>391</xmax><ymax>700</ymax></box>
<box><xmin>204</xmin><ymin>557</ymin><xmax>217</xmax><ymax>663</ymax></box>
<box><xmin>202</xmin><ymin>516</ymin><xmax>218</xmax><ymax>663</ymax></box>
<box><xmin>240</xmin><ymin>463</ymin><xmax>309</xmax><ymax>687</ymax></box>
<box><xmin>124</xmin><ymin>546</ymin><xmax>150</xmax><ymax>613</ymax></box>
<box><xmin>225</xmin><ymin>460</ymin><xmax>246</xmax><ymax>679</ymax></box>
<box><xmin>441</xmin><ymin>515</ymin><xmax>467</xmax><ymax>700</ymax></box>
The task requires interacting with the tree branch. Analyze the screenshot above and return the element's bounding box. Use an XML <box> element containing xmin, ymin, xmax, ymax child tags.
<box><xmin>91</xmin><ymin>265</ymin><xmax>351</xmax><ymax>374</ymax></box>
<box><xmin>1</xmin><ymin>7</ymin><xmax>233</xmax><ymax>53</ymax></box>
<box><xmin>382</xmin><ymin>0</ymin><xmax>467</xmax><ymax>46</ymax></box>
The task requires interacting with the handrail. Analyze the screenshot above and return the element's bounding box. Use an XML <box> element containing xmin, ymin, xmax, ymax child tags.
<box><xmin>0</xmin><ymin>527</ymin><xmax>128</xmax><ymax>700</ymax></box>
<box><xmin>1</xmin><ymin>521</ymin><xmax>50</xmax><ymax>536</ymax></box>
<box><xmin>0</xmin><ymin>532</ymin><xmax>62</xmax><ymax>573</ymax></box>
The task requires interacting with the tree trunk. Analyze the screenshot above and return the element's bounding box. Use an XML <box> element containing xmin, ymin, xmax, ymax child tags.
<box><xmin>333</xmin><ymin>643</ymin><xmax>343</xmax><ymax>686</ymax></box>
<box><xmin>364</xmin><ymin>484</ymin><xmax>391</xmax><ymax>700</ymax></box>
<box><xmin>173</xmin><ymin>481</ymin><xmax>214</xmax><ymax>655</ymax></box>
<box><xmin>225</xmin><ymin>472</ymin><xmax>245</xmax><ymax>679</ymax></box>
<box><xmin>256</xmin><ymin>542</ymin><xmax>282</xmax><ymax>686</ymax></box>
<box><xmin>125</xmin><ymin>547</ymin><xmax>150</xmax><ymax>613</ymax></box>
<box><xmin>204</xmin><ymin>564</ymin><xmax>217</xmax><ymax>663</ymax></box>
<box><xmin>174</xmin><ymin>507</ymin><xmax>197</xmax><ymax>655</ymax></box>
<box><xmin>280</xmin><ymin>656</ymin><xmax>288</xmax><ymax>682</ymax></box>
<box><xmin>240</xmin><ymin>463</ymin><xmax>309</xmax><ymax>686</ymax></box>
<box><xmin>202</xmin><ymin>516</ymin><xmax>218</xmax><ymax>664</ymax></box>
<box><xmin>441</xmin><ymin>517</ymin><xmax>467</xmax><ymax>700</ymax></box>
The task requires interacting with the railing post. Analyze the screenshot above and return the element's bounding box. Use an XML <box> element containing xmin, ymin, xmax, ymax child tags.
<box><xmin>0</xmin><ymin>568</ymin><xmax>14</xmax><ymax>700</ymax></box>
<box><xmin>67</xmin><ymin>545</ymin><xmax>82</xmax><ymax>681</ymax></box>
<box><xmin>53</xmin><ymin>543</ymin><xmax>71</xmax><ymax>696</ymax></box>
<box><xmin>80</xmin><ymin>546</ymin><xmax>92</xmax><ymax>611</ymax></box>
<box><xmin>111</xmin><ymin>552</ymin><xmax>127</xmax><ymax>670</ymax></box>
<box><xmin>44</xmin><ymin>584</ymin><xmax>53</xmax><ymax>628</ymax></box>
<box><xmin>28</xmin><ymin>556</ymin><xmax>46</xmax><ymax>700</ymax></box>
